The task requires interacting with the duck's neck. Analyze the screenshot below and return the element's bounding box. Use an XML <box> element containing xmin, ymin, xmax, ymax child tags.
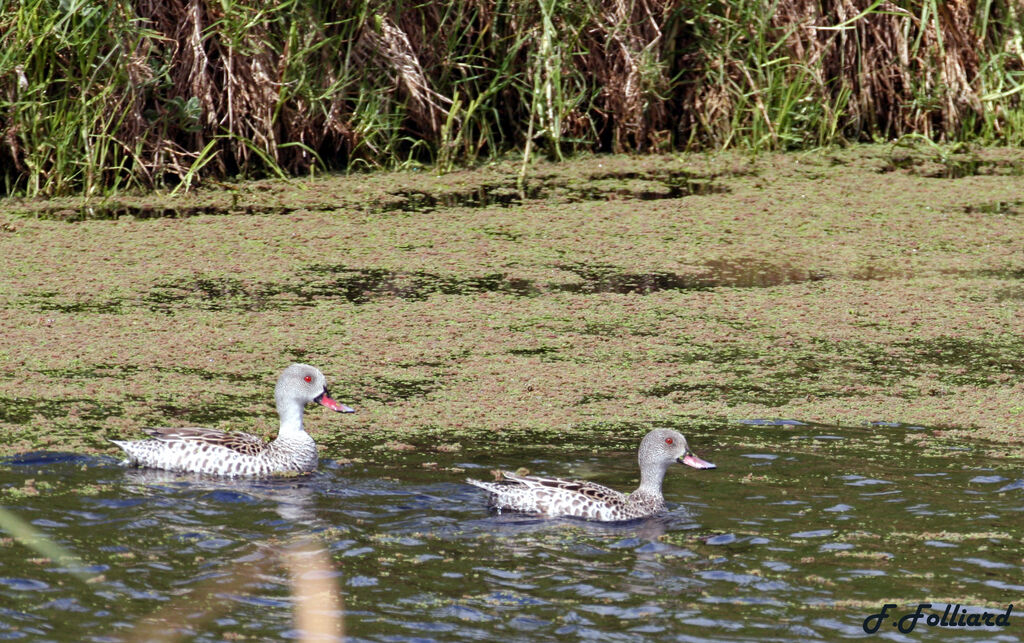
<box><xmin>631</xmin><ymin>464</ymin><xmax>667</xmax><ymax>505</ymax></box>
<box><xmin>275</xmin><ymin>399</ymin><xmax>308</xmax><ymax>441</ymax></box>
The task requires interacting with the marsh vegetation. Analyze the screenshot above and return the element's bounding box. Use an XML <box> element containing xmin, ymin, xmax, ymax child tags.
<box><xmin>2</xmin><ymin>0</ymin><xmax>1023</xmax><ymax>195</ymax></box>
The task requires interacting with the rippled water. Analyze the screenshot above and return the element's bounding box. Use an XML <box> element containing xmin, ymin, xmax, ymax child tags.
<box><xmin>1</xmin><ymin>421</ymin><xmax>1021</xmax><ymax>642</ymax></box>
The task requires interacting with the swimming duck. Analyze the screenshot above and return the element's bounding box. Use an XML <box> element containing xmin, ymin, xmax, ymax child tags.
<box><xmin>110</xmin><ymin>363</ymin><xmax>353</xmax><ymax>476</ymax></box>
<box><xmin>467</xmin><ymin>428</ymin><xmax>714</xmax><ymax>521</ymax></box>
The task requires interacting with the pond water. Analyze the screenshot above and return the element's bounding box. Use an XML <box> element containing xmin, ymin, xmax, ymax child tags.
<box><xmin>0</xmin><ymin>420</ymin><xmax>1021</xmax><ymax>642</ymax></box>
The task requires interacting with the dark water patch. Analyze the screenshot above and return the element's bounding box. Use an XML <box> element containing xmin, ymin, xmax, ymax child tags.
<box><xmin>995</xmin><ymin>287</ymin><xmax>1024</xmax><ymax>301</ymax></box>
<box><xmin>35</xmin><ymin>300</ymin><xmax>123</xmax><ymax>314</ymax></box>
<box><xmin>881</xmin><ymin>153</ymin><xmax>1024</xmax><ymax>179</ymax></box>
<box><xmin>21</xmin><ymin>291</ymin><xmax>123</xmax><ymax>314</ymax></box>
<box><xmin>360</xmin><ymin>375</ymin><xmax>439</xmax><ymax>403</ymax></box>
<box><xmin>38</xmin><ymin>364</ymin><xmax>143</xmax><ymax>379</ymax></box>
<box><xmin>703</xmin><ymin>259</ymin><xmax>832</xmax><ymax>287</ymax></box>
<box><xmin>971</xmin><ymin>266</ymin><xmax>1024</xmax><ymax>302</ymax></box>
<box><xmin>476</xmin><ymin>225</ymin><xmax>523</xmax><ymax>242</ymax></box>
<box><xmin>376</xmin><ymin>171</ymin><xmax>733</xmax><ymax>214</ymax></box>
<box><xmin>508</xmin><ymin>346</ymin><xmax>560</xmax><ymax>357</ymax></box>
<box><xmin>376</xmin><ymin>183</ymin><xmax>543</xmax><ymax>214</ymax></box>
<box><xmin>925</xmin><ymin>157</ymin><xmax>1024</xmax><ymax>178</ymax></box>
<box><xmin>852</xmin><ymin>336</ymin><xmax>1024</xmax><ymax>388</ymax></box>
<box><xmin>28</xmin><ymin>169</ymin><xmax>738</xmax><ymax>222</ymax></box>
<box><xmin>576</xmin><ymin>392</ymin><xmax>615</xmax><ymax>405</ymax></box>
<box><xmin>561</xmin><ymin>170</ymin><xmax>729</xmax><ymax>202</ymax></box>
<box><xmin>555</xmin><ymin>265</ymin><xmax>710</xmax><ymax>295</ymax></box>
<box><xmin>2</xmin><ymin>451</ymin><xmax>96</xmax><ymax>467</ymax></box>
<box><xmin>555</xmin><ymin>260</ymin><xmax>830</xmax><ymax>295</ymax></box>
<box><xmin>30</xmin><ymin>203</ymin><xmax>296</xmax><ymax>222</ymax></box>
<box><xmin>296</xmin><ymin>267</ymin><xmax>394</xmax><ymax>305</ymax></box>
<box><xmin>56</xmin><ymin>256</ymin><xmax>1019</xmax><ymax>315</ymax></box>
<box><xmin>897</xmin><ymin>336</ymin><xmax>1024</xmax><ymax>386</ymax></box>
<box><xmin>880</xmin><ymin>153</ymin><xmax>917</xmax><ymax>173</ymax></box>
<box><xmin>31</xmin><ymin>255</ymin><xmax>852</xmax><ymax>315</ymax></box>
<box><xmin>734</xmin><ymin>418</ymin><xmax>806</xmax><ymax>426</ymax></box>
<box><xmin>154</xmin><ymin>366</ymin><xmax>264</xmax><ymax>383</ymax></box>
<box><xmin>669</xmin><ymin>344</ymin><xmax>763</xmax><ymax>365</ymax></box>
<box><xmin>963</xmin><ymin>199</ymin><xmax>1023</xmax><ymax>216</ymax></box>
<box><xmin>963</xmin><ymin>267</ymin><xmax>1024</xmax><ymax>280</ymax></box>
<box><xmin>145</xmin><ymin>276</ymin><xmax>270</xmax><ymax>312</ymax></box>
<box><xmin>299</xmin><ymin>265</ymin><xmax>541</xmax><ymax>304</ymax></box>
<box><xmin>347</xmin><ymin>421</ymin><xmax>664</xmax><ymax>455</ymax></box>
<box><xmin>0</xmin><ymin>397</ymin><xmax>122</xmax><ymax>424</ymax></box>
<box><xmin>136</xmin><ymin>269</ymin><xmax>538</xmax><ymax>312</ymax></box>
<box><xmin>150</xmin><ymin>267</ymin><xmax>539</xmax><ymax>310</ymax></box>
<box><xmin>151</xmin><ymin>394</ymin><xmax>264</xmax><ymax>426</ymax></box>
<box><xmin>643</xmin><ymin>380</ymin><xmax>844</xmax><ymax>407</ymax></box>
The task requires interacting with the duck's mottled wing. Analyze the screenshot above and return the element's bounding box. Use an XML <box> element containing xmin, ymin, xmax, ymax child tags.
<box><xmin>141</xmin><ymin>427</ymin><xmax>269</xmax><ymax>456</ymax></box>
<box><xmin>501</xmin><ymin>472</ymin><xmax>627</xmax><ymax>505</ymax></box>
<box><xmin>468</xmin><ymin>471</ymin><xmax>637</xmax><ymax>520</ymax></box>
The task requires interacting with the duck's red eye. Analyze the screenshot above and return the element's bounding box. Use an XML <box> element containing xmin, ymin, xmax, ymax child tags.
<box><xmin>665</xmin><ymin>437</ymin><xmax>673</xmax><ymax>445</ymax></box>
<box><xmin>304</xmin><ymin>375</ymin><xmax>312</xmax><ymax>383</ymax></box>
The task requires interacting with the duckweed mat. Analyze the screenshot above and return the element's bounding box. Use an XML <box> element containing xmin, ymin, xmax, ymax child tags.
<box><xmin>0</xmin><ymin>145</ymin><xmax>1022</xmax><ymax>458</ymax></box>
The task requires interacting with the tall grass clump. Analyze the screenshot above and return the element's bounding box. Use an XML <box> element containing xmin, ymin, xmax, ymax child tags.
<box><xmin>1</xmin><ymin>0</ymin><xmax>1022</xmax><ymax>196</ymax></box>
<box><xmin>1</xmin><ymin>0</ymin><xmax>163</xmax><ymax>196</ymax></box>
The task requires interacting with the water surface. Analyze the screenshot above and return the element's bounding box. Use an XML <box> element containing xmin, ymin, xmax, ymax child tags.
<box><xmin>0</xmin><ymin>421</ymin><xmax>1020</xmax><ymax>641</ymax></box>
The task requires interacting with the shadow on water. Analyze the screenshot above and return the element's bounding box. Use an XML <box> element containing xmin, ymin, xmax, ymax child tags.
<box><xmin>0</xmin><ymin>420</ymin><xmax>1021</xmax><ymax>641</ymax></box>
<box><xmin>27</xmin><ymin>169</ymin><xmax>737</xmax><ymax>221</ymax></box>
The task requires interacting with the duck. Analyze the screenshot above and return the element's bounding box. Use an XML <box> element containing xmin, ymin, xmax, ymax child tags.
<box><xmin>466</xmin><ymin>428</ymin><xmax>714</xmax><ymax>521</ymax></box>
<box><xmin>110</xmin><ymin>363</ymin><xmax>354</xmax><ymax>476</ymax></box>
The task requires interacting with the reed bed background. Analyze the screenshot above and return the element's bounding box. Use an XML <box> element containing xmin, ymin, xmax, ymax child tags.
<box><xmin>1</xmin><ymin>0</ymin><xmax>1022</xmax><ymax>196</ymax></box>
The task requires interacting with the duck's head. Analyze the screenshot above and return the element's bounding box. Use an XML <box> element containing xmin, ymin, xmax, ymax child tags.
<box><xmin>639</xmin><ymin>428</ymin><xmax>715</xmax><ymax>470</ymax></box>
<box><xmin>275</xmin><ymin>363</ymin><xmax>354</xmax><ymax>413</ymax></box>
